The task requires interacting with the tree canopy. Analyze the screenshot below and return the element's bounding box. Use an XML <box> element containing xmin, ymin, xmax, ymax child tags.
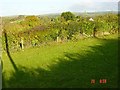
<box><xmin>61</xmin><ymin>12</ymin><xmax>75</xmax><ymax>21</ymax></box>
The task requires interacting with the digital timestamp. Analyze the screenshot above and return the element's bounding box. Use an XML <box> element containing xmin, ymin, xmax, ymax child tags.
<box><xmin>91</xmin><ymin>79</ymin><xmax>107</xmax><ymax>84</ymax></box>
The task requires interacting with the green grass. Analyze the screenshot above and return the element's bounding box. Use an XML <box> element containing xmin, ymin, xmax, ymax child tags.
<box><xmin>2</xmin><ymin>34</ymin><xmax>118</xmax><ymax>88</ymax></box>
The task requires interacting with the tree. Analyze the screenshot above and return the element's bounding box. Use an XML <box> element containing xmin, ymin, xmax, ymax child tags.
<box><xmin>61</xmin><ymin>12</ymin><xmax>75</xmax><ymax>21</ymax></box>
<box><xmin>24</xmin><ymin>15</ymin><xmax>40</xmax><ymax>27</ymax></box>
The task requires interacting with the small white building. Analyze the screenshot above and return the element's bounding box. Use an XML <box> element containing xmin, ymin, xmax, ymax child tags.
<box><xmin>89</xmin><ymin>18</ymin><xmax>94</xmax><ymax>21</ymax></box>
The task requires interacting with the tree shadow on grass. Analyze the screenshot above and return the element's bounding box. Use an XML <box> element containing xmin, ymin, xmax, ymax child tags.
<box><xmin>3</xmin><ymin>30</ymin><xmax>18</xmax><ymax>71</ymax></box>
<box><xmin>2</xmin><ymin>38</ymin><xmax>118</xmax><ymax>88</ymax></box>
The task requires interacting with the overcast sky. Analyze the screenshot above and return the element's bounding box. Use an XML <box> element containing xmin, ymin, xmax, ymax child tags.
<box><xmin>0</xmin><ymin>0</ymin><xmax>119</xmax><ymax>16</ymax></box>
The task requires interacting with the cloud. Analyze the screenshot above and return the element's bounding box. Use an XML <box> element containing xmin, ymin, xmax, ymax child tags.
<box><xmin>69</xmin><ymin>2</ymin><xmax>118</xmax><ymax>12</ymax></box>
<box><xmin>0</xmin><ymin>0</ymin><xmax>119</xmax><ymax>16</ymax></box>
<box><xmin>80</xmin><ymin>0</ymin><xmax>119</xmax><ymax>2</ymax></box>
<box><xmin>95</xmin><ymin>0</ymin><xmax>119</xmax><ymax>2</ymax></box>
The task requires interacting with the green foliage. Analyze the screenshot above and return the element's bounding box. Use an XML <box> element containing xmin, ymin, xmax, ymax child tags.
<box><xmin>79</xmin><ymin>19</ymin><xmax>95</xmax><ymax>35</ymax></box>
<box><xmin>20</xmin><ymin>15</ymin><xmax>41</xmax><ymax>28</ymax></box>
<box><xmin>61</xmin><ymin>11</ymin><xmax>75</xmax><ymax>21</ymax></box>
<box><xmin>2</xmin><ymin>13</ymin><xmax>118</xmax><ymax>51</ymax></box>
<box><xmin>2</xmin><ymin>34</ymin><xmax>118</xmax><ymax>88</ymax></box>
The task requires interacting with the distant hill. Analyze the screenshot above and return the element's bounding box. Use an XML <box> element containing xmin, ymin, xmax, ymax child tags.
<box><xmin>38</xmin><ymin>13</ymin><xmax>60</xmax><ymax>18</ymax></box>
<box><xmin>38</xmin><ymin>11</ymin><xmax>118</xmax><ymax>18</ymax></box>
<box><xmin>2</xmin><ymin>11</ymin><xmax>118</xmax><ymax>20</ymax></box>
<box><xmin>73</xmin><ymin>11</ymin><xmax>118</xmax><ymax>17</ymax></box>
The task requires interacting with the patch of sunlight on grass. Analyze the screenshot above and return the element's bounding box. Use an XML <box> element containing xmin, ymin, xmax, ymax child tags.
<box><xmin>2</xmin><ymin>34</ymin><xmax>118</xmax><ymax>88</ymax></box>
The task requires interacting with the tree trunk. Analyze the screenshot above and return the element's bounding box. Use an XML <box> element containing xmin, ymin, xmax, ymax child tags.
<box><xmin>93</xmin><ymin>28</ymin><xmax>97</xmax><ymax>37</ymax></box>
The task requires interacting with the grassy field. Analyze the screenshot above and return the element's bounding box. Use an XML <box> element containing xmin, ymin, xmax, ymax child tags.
<box><xmin>2</xmin><ymin>34</ymin><xmax>118</xmax><ymax>88</ymax></box>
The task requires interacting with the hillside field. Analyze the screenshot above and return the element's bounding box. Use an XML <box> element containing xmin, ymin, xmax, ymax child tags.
<box><xmin>2</xmin><ymin>34</ymin><xmax>118</xmax><ymax>88</ymax></box>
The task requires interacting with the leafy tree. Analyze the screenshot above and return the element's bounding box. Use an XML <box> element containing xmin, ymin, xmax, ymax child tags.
<box><xmin>24</xmin><ymin>15</ymin><xmax>40</xmax><ymax>27</ymax></box>
<box><xmin>61</xmin><ymin>12</ymin><xmax>75</xmax><ymax>21</ymax></box>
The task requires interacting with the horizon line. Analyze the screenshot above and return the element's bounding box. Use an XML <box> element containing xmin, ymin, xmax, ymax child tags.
<box><xmin>1</xmin><ymin>10</ymin><xmax>118</xmax><ymax>17</ymax></box>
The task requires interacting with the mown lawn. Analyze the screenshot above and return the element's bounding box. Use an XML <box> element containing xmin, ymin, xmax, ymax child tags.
<box><xmin>2</xmin><ymin>34</ymin><xmax>118</xmax><ymax>88</ymax></box>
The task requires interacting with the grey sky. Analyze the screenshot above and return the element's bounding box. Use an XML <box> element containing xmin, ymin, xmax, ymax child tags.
<box><xmin>0</xmin><ymin>0</ymin><xmax>119</xmax><ymax>16</ymax></box>
<box><xmin>69</xmin><ymin>2</ymin><xmax>118</xmax><ymax>12</ymax></box>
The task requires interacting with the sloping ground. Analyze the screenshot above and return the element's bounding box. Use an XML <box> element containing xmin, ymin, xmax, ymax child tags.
<box><xmin>2</xmin><ymin>34</ymin><xmax>118</xmax><ymax>88</ymax></box>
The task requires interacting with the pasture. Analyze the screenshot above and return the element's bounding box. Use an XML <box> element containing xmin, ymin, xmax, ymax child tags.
<box><xmin>2</xmin><ymin>34</ymin><xmax>118</xmax><ymax>88</ymax></box>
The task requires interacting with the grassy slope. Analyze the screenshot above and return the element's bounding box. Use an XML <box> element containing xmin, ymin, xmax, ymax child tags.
<box><xmin>2</xmin><ymin>34</ymin><xmax>118</xmax><ymax>88</ymax></box>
